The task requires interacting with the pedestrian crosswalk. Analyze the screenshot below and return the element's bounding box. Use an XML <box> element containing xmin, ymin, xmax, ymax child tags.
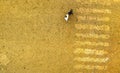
<box><xmin>74</xmin><ymin>0</ymin><xmax>112</xmax><ymax>72</ymax></box>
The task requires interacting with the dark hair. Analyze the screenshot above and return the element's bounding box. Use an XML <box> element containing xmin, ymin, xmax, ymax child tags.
<box><xmin>68</xmin><ymin>9</ymin><xmax>73</xmax><ymax>15</ymax></box>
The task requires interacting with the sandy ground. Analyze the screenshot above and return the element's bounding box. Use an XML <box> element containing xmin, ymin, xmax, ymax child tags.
<box><xmin>0</xmin><ymin>0</ymin><xmax>120</xmax><ymax>73</ymax></box>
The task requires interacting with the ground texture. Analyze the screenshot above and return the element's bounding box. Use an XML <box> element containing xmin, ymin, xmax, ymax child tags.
<box><xmin>0</xmin><ymin>0</ymin><xmax>120</xmax><ymax>73</ymax></box>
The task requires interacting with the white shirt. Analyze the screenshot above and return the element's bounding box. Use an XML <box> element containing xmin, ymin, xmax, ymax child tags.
<box><xmin>64</xmin><ymin>14</ymin><xmax>69</xmax><ymax>21</ymax></box>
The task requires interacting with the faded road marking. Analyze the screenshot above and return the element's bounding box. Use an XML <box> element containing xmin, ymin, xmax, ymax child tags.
<box><xmin>75</xmin><ymin>24</ymin><xmax>110</xmax><ymax>31</ymax></box>
<box><xmin>76</xmin><ymin>8</ymin><xmax>111</xmax><ymax>14</ymax></box>
<box><xmin>74</xmin><ymin>57</ymin><xmax>109</xmax><ymax>63</ymax></box>
<box><xmin>74</xmin><ymin>48</ymin><xmax>108</xmax><ymax>56</ymax></box>
<box><xmin>77</xmin><ymin>16</ymin><xmax>110</xmax><ymax>22</ymax></box>
<box><xmin>75</xmin><ymin>41</ymin><xmax>109</xmax><ymax>47</ymax></box>
<box><xmin>76</xmin><ymin>33</ymin><xmax>110</xmax><ymax>39</ymax></box>
<box><xmin>74</xmin><ymin>64</ymin><xmax>107</xmax><ymax>70</ymax></box>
